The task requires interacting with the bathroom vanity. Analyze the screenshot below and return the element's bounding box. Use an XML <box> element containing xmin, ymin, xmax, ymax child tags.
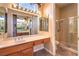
<box><xmin>0</xmin><ymin>32</ymin><xmax>50</xmax><ymax>56</ymax></box>
<box><xmin>0</xmin><ymin>4</ymin><xmax>50</xmax><ymax>56</ymax></box>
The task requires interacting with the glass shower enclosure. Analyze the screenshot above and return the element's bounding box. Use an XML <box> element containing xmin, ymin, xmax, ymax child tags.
<box><xmin>56</xmin><ymin>17</ymin><xmax>78</xmax><ymax>55</ymax></box>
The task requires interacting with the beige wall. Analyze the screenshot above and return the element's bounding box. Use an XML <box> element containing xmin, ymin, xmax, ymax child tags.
<box><xmin>55</xmin><ymin>3</ymin><xmax>77</xmax><ymax>19</ymax></box>
<box><xmin>43</xmin><ymin>4</ymin><xmax>56</xmax><ymax>55</ymax></box>
<box><xmin>39</xmin><ymin>4</ymin><xmax>50</xmax><ymax>17</ymax></box>
<box><xmin>60</xmin><ymin>3</ymin><xmax>77</xmax><ymax>19</ymax></box>
<box><xmin>38</xmin><ymin>4</ymin><xmax>56</xmax><ymax>55</ymax></box>
<box><xmin>77</xmin><ymin>3</ymin><xmax>79</xmax><ymax>56</ymax></box>
<box><xmin>55</xmin><ymin>4</ymin><xmax>61</xmax><ymax>20</ymax></box>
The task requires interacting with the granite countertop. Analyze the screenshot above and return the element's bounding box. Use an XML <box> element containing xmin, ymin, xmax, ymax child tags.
<box><xmin>0</xmin><ymin>31</ymin><xmax>50</xmax><ymax>49</ymax></box>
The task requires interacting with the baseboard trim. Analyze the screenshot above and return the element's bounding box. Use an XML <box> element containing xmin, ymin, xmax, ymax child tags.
<box><xmin>33</xmin><ymin>44</ymin><xmax>44</xmax><ymax>52</ymax></box>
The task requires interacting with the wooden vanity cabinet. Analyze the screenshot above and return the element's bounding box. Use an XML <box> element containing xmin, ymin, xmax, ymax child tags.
<box><xmin>0</xmin><ymin>42</ymin><xmax>33</xmax><ymax>56</ymax></box>
<box><xmin>0</xmin><ymin>37</ymin><xmax>50</xmax><ymax>56</ymax></box>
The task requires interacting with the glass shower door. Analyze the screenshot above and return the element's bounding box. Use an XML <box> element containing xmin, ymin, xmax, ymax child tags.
<box><xmin>56</xmin><ymin>17</ymin><xmax>78</xmax><ymax>55</ymax></box>
<box><xmin>68</xmin><ymin>17</ymin><xmax>77</xmax><ymax>50</ymax></box>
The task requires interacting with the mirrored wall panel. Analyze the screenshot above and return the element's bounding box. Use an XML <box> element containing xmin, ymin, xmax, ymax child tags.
<box><xmin>16</xmin><ymin>16</ymin><xmax>31</xmax><ymax>36</ymax></box>
<box><xmin>39</xmin><ymin>17</ymin><xmax>49</xmax><ymax>31</ymax></box>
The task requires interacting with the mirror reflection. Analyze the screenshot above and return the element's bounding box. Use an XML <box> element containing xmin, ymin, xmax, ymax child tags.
<box><xmin>16</xmin><ymin>16</ymin><xmax>32</xmax><ymax>36</ymax></box>
<box><xmin>39</xmin><ymin>17</ymin><xmax>49</xmax><ymax>31</ymax></box>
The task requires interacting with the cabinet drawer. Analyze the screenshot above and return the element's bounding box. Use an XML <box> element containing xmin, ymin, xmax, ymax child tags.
<box><xmin>22</xmin><ymin>48</ymin><xmax>33</xmax><ymax>56</ymax></box>
<box><xmin>9</xmin><ymin>48</ymin><xmax>33</xmax><ymax>56</ymax></box>
<box><xmin>9</xmin><ymin>52</ymin><xmax>24</xmax><ymax>56</ymax></box>
<box><xmin>44</xmin><ymin>38</ymin><xmax>50</xmax><ymax>43</ymax></box>
<box><xmin>0</xmin><ymin>42</ymin><xmax>33</xmax><ymax>56</ymax></box>
<box><xmin>34</xmin><ymin>40</ymin><xmax>43</xmax><ymax>45</ymax></box>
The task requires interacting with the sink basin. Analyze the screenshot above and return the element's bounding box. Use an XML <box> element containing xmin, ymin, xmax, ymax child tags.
<box><xmin>13</xmin><ymin>37</ymin><xmax>26</xmax><ymax>42</ymax></box>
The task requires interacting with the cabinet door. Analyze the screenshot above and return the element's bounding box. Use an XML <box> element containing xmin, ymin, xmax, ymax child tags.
<box><xmin>34</xmin><ymin>40</ymin><xmax>43</xmax><ymax>45</ymax></box>
<box><xmin>21</xmin><ymin>48</ymin><xmax>33</xmax><ymax>56</ymax></box>
<box><xmin>44</xmin><ymin>38</ymin><xmax>50</xmax><ymax>43</ymax></box>
<box><xmin>9</xmin><ymin>48</ymin><xmax>33</xmax><ymax>56</ymax></box>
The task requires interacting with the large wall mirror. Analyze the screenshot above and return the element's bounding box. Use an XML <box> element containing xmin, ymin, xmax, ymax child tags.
<box><xmin>16</xmin><ymin>15</ymin><xmax>32</xmax><ymax>36</ymax></box>
<box><xmin>0</xmin><ymin>8</ymin><xmax>5</xmax><ymax>33</ymax></box>
<box><xmin>0</xmin><ymin>12</ymin><xmax>5</xmax><ymax>33</ymax></box>
<box><xmin>0</xmin><ymin>7</ymin><xmax>7</xmax><ymax>39</ymax></box>
<box><xmin>39</xmin><ymin>17</ymin><xmax>49</xmax><ymax>31</ymax></box>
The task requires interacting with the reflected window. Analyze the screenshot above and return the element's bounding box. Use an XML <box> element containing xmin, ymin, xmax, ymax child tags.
<box><xmin>0</xmin><ymin>11</ymin><xmax>5</xmax><ymax>33</ymax></box>
<box><xmin>40</xmin><ymin>17</ymin><xmax>49</xmax><ymax>31</ymax></box>
<box><xmin>16</xmin><ymin>16</ymin><xmax>31</xmax><ymax>36</ymax></box>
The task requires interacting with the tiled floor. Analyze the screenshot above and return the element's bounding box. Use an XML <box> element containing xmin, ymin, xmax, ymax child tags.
<box><xmin>56</xmin><ymin>45</ymin><xmax>78</xmax><ymax>56</ymax></box>
<box><xmin>33</xmin><ymin>49</ymin><xmax>52</xmax><ymax>56</ymax></box>
<box><xmin>33</xmin><ymin>47</ymin><xmax>77</xmax><ymax>56</ymax></box>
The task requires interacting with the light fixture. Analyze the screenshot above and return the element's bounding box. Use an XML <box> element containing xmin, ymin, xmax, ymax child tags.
<box><xmin>20</xmin><ymin>7</ymin><xmax>23</xmax><ymax>10</ymax></box>
<box><xmin>12</xmin><ymin>4</ymin><xmax>17</xmax><ymax>9</ymax></box>
<box><xmin>27</xmin><ymin>9</ymin><xmax>30</xmax><ymax>12</ymax></box>
<box><xmin>22</xmin><ymin>7</ymin><xmax>25</xmax><ymax>11</ymax></box>
<box><xmin>18</xmin><ymin>6</ymin><xmax>22</xmax><ymax>10</ymax></box>
<box><xmin>16</xmin><ymin>6</ymin><xmax>19</xmax><ymax>9</ymax></box>
<box><xmin>24</xmin><ymin>8</ymin><xmax>27</xmax><ymax>11</ymax></box>
<box><xmin>30</xmin><ymin>10</ymin><xmax>32</xmax><ymax>12</ymax></box>
<box><xmin>35</xmin><ymin>11</ymin><xmax>37</xmax><ymax>14</ymax></box>
<box><xmin>31</xmin><ymin>10</ymin><xmax>34</xmax><ymax>13</ymax></box>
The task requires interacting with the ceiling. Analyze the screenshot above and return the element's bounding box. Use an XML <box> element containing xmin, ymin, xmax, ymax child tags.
<box><xmin>56</xmin><ymin>3</ymin><xmax>71</xmax><ymax>8</ymax></box>
<box><xmin>38</xmin><ymin>3</ymin><xmax>73</xmax><ymax>9</ymax></box>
